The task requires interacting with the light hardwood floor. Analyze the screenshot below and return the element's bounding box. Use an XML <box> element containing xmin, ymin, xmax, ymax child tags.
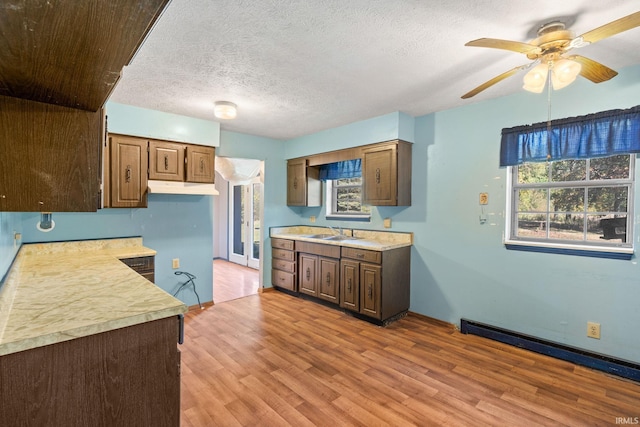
<box><xmin>213</xmin><ymin>259</ymin><xmax>259</xmax><ymax>304</ymax></box>
<box><xmin>180</xmin><ymin>291</ymin><xmax>640</xmax><ymax>426</ymax></box>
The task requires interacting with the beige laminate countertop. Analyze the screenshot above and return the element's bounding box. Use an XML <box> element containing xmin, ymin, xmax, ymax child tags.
<box><xmin>0</xmin><ymin>237</ymin><xmax>187</xmax><ymax>356</ymax></box>
<box><xmin>270</xmin><ymin>226</ymin><xmax>413</xmax><ymax>250</ymax></box>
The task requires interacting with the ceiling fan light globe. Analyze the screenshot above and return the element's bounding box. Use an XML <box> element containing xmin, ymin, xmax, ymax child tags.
<box><xmin>551</xmin><ymin>59</ymin><xmax>582</xmax><ymax>90</ymax></box>
<box><xmin>522</xmin><ymin>63</ymin><xmax>548</xmax><ymax>93</ymax></box>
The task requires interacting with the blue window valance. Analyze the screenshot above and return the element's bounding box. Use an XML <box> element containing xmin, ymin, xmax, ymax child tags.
<box><xmin>318</xmin><ymin>159</ymin><xmax>362</xmax><ymax>181</ymax></box>
<box><xmin>500</xmin><ymin>105</ymin><xmax>640</xmax><ymax>166</ymax></box>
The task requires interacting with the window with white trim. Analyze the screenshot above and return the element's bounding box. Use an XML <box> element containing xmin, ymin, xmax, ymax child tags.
<box><xmin>507</xmin><ymin>154</ymin><xmax>634</xmax><ymax>252</ymax></box>
<box><xmin>325</xmin><ymin>178</ymin><xmax>371</xmax><ymax>220</ymax></box>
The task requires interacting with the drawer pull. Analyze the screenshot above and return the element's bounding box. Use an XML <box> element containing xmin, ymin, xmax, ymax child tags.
<box><xmin>326</xmin><ymin>272</ymin><xmax>330</xmax><ymax>284</ymax></box>
<box><xmin>375</xmin><ymin>168</ymin><xmax>381</xmax><ymax>184</ymax></box>
<box><xmin>306</xmin><ymin>268</ymin><xmax>311</xmax><ymax>280</ymax></box>
<box><xmin>368</xmin><ymin>284</ymin><xmax>373</xmax><ymax>299</ymax></box>
<box><xmin>125</xmin><ymin>165</ymin><xmax>132</xmax><ymax>183</ymax></box>
<box><xmin>357</xmin><ymin>253</ymin><xmax>364</xmax><ymax>259</ymax></box>
<box><xmin>164</xmin><ymin>155</ymin><xmax>169</xmax><ymax>170</ymax></box>
<box><xmin>347</xmin><ymin>278</ymin><xmax>352</xmax><ymax>292</ymax></box>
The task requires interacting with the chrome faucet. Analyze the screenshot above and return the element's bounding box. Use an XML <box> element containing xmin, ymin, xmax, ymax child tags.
<box><xmin>328</xmin><ymin>225</ymin><xmax>343</xmax><ymax>236</ymax></box>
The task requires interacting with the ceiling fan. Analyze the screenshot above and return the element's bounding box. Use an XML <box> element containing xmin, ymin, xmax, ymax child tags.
<box><xmin>461</xmin><ymin>11</ymin><xmax>640</xmax><ymax>99</ymax></box>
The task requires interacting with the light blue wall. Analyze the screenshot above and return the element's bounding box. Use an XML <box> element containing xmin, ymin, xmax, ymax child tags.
<box><xmin>0</xmin><ymin>212</ymin><xmax>22</xmax><ymax>282</ymax></box>
<box><xmin>284</xmin><ymin>64</ymin><xmax>640</xmax><ymax>363</ymax></box>
<box><xmin>218</xmin><ymin>130</ymin><xmax>297</xmax><ymax>287</ymax></box>
<box><xmin>105</xmin><ymin>102</ymin><xmax>220</xmax><ymax>146</ymax></box>
<box><xmin>21</xmin><ymin>194</ymin><xmax>214</xmax><ymax>307</ymax></box>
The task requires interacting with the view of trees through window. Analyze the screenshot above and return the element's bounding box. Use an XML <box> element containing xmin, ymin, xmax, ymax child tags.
<box><xmin>513</xmin><ymin>154</ymin><xmax>632</xmax><ymax>244</ymax></box>
<box><xmin>333</xmin><ymin>177</ymin><xmax>370</xmax><ymax>215</ymax></box>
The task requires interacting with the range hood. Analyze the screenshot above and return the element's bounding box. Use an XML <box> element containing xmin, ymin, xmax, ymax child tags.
<box><xmin>147</xmin><ymin>180</ymin><xmax>219</xmax><ymax>196</ymax></box>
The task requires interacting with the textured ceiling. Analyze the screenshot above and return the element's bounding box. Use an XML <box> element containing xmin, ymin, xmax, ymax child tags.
<box><xmin>110</xmin><ymin>0</ymin><xmax>640</xmax><ymax>140</ymax></box>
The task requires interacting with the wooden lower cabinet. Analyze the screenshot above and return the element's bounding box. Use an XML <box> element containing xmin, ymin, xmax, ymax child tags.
<box><xmin>271</xmin><ymin>238</ymin><xmax>296</xmax><ymax>291</ymax></box>
<box><xmin>340</xmin><ymin>259</ymin><xmax>359</xmax><ymax>311</ymax></box>
<box><xmin>0</xmin><ymin>317</ymin><xmax>181</xmax><ymax>427</ymax></box>
<box><xmin>298</xmin><ymin>253</ymin><xmax>319</xmax><ymax>297</ymax></box>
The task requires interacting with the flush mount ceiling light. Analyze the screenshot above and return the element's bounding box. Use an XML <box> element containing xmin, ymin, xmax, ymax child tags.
<box><xmin>214</xmin><ymin>101</ymin><xmax>237</xmax><ymax>120</ymax></box>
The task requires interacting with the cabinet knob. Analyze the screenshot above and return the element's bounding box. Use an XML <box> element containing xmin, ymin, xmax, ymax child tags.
<box><xmin>200</xmin><ymin>158</ymin><xmax>205</xmax><ymax>173</ymax></box>
<box><xmin>164</xmin><ymin>155</ymin><xmax>169</xmax><ymax>170</ymax></box>
<box><xmin>357</xmin><ymin>253</ymin><xmax>364</xmax><ymax>259</ymax></box>
<box><xmin>326</xmin><ymin>272</ymin><xmax>330</xmax><ymax>284</ymax></box>
<box><xmin>125</xmin><ymin>165</ymin><xmax>132</xmax><ymax>183</ymax></box>
<box><xmin>293</xmin><ymin>177</ymin><xmax>298</xmax><ymax>190</ymax></box>
<box><xmin>306</xmin><ymin>268</ymin><xmax>311</xmax><ymax>280</ymax></box>
<box><xmin>347</xmin><ymin>278</ymin><xmax>352</xmax><ymax>292</ymax></box>
<box><xmin>368</xmin><ymin>284</ymin><xmax>372</xmax><ymax>298</ymax></box>
<box><xmin>375</xmin><ymin>168</ymin><xmax>381</xmax><ymax>184</ymax></box>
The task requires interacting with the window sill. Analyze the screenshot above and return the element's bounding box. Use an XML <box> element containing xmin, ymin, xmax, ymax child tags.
<box><xmin>504</xmin><ymin>240</ymin><xmax>633</xmax><ymax>260</ymax></box>
<box><xmin>326</xmin><ymin>214</ymin><xmax>371</xmax><ymax>222</ymax></box>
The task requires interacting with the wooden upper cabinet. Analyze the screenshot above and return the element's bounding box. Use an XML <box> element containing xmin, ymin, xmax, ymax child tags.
<box><xmin>287</xmin><ymin>158</ymin><xmax>321</xmax><ymax>207</ymax></box>
<box><xmin>362</xmin><ymin>140</ymin><xmax>412</xmax><ymax>206</ymax></box>
<box><xmin>0</xmin><ymin>95</ymin><xmax>103</xmax><ymax>212</ymax></box>
<box><xmin>149</xmin><ymin>140</ymin><xmax>185</xmax><ymax>182</ymax></box>
<box><xmin>0</xmin><ymin>0</ymin><xmax>170</xmax><ymax>111</ymax></box>
<box><xmin>186</xmin><ymin>145</ymin><xmax>215</xmax><ymax>183</ymax></box>
<box><xmin>109</xmin><ymin>135</ymin><xmax>148</xmax><ymax>208</ymax></box>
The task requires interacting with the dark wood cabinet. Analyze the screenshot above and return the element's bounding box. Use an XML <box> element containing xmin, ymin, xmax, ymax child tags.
<box><xmin>318</xmin><ymin>257</ymin><xmax>340</xmax><ymax>303</ymax></box>
<box><xmin>341</xmin><ymin>245</ymin><xmax>410</xmax><ymax>323</ymax></box>
<box><xmin>186</xmin><ymin>145</ymin><xmax>215</xmax><ymax>183</ymax></box>
<box><xmin>271</xmin><ymin>238</ymin><xmax>296</xmax><ymax>291</ymax></box>
<box><xmin>362</xmin><ymin>140</ymin><xmax>412</xmax><ymax>206</ymax></box>
<box><xmin>0</xmin><ymin>96</ymin><xmax>103</xmax><ymax>212</ymax></box>
<box><xmin>121</xmin><ymin>256</ymin><xmax>155</xmax><ymax>283</ymax></box>
<box><xmin>0</xmin><ymin>316</ymin><xmax>181</xmax><ymax>427</ymax></box>
<box><xmin>298</xmin><ymin>253</ymin><xmax>319</xmax><ymax>297</ymax></box>
<box><xmin>287</xmin><ymin>158</ymin><xmax>321</xmax><ymax>207</ymax></box>
<box><xmin>149</xmin><ymin>140</ymin><xmax>185</xmax><ymax>182</ymax></box>
<box><xmin>108</xmin><ymin>134</ymin><xmax>148</xmax><ymax>208</ymax></box>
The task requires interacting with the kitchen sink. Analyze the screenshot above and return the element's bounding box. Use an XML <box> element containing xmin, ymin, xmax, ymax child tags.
<box><xmin>304</xmin><ymin>233</ymin><xmax>360</xmax><ymax>241</ymax></box>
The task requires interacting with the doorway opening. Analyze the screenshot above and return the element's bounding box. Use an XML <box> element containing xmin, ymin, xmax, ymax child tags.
<box><xmin>213</xmin><ymin>158</ymin><xmax>263</xmax><ymax>303</ymax></box>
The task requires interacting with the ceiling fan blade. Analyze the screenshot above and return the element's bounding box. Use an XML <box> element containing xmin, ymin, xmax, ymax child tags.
<box><xmin>567</xmin><ymin>55</ymin><xmax>618</xmax><ymax>83</ymax></box>
<box><xmin>465</xmin><ymin>38</ymin><xmax>541</xmax><ymax>55</ymax></box>
<box><xmin>577</xmin><ymin>11</ymin><xmax>640</xmax><ymax>44</ymax></box>
<box><xmin>461</xmin><ymin>64</ymin><xmax>528</xmax><ymax>99</ymax></box>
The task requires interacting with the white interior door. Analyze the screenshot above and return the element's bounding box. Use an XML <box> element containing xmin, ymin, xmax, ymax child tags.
<box><xmin>228</xmin><ymin>177</ymin><xmax>261</xmax><ymax>269</ymax></box>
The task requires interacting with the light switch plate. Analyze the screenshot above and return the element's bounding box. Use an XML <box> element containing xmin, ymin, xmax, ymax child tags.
<box><xmin>479</xmin><ymin>193</ymin><xmax>489</xmax><ymax>205</ymax></box>
<box><xmin>383</xmin><ymin>218</ymin><xmax>392</xmax><ymax>228</ymax></box>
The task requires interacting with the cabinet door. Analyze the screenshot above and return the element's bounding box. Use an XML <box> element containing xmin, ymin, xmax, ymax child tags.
<box><xmin>340</xmin><ymin>259</ymin><xmax>359</xmax><ymax>311</ymax></box>
<box><xmin>149</xmin><ymin>140</ymin><xmax>185</xmax><ymax>181</ymax></box>
<box><xmin>318</xmin><ymin>257</ymin><xmax>339</xmax><ymax>304</ymax></box>
<box><xmin>298</xmin><ymin>253</ymin><xmax>318</xmax><ymax>297</ymax></box>
<box><xmin>360</xmin><ymin>263</ymin><xmax>382</xmax><ymax>319</ymax></box>
<box><xmin>186</xmin><ymin>145</ymin><xmax>215</xmax><ymax>183</ymax></box>
<box><xmin>110</xmin><ymin>135</ymin><xmax>148</xmax><ymax>208</ymax></box>
<box><xmin>362</xmin><ymin>143</ymin><xmax>397</xmax><ymax>206</ymax></box>
<box><xmin>287</xmin><ymin>158</ymin><xmax>307</xmax><ymax>206</ymax></box>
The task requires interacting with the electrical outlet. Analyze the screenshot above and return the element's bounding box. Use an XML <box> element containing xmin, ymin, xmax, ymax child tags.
<box><xmin>587</xmin><ymin>321</ymin><xmax>601</xmax><ymax>339</ymax></box>
<box><xmin>383</xmin><ymin>218</ymin><xmax>392</xmax><ymax>228</ymax></box>
<box><xmin>172</xmin><ymin>258</ymin><xmax>180</xmax><ymax>269</ymax></box>
<box><xmin>310</xmin><ymin>215</ymin><xmax>316</xmax><ymax>223</ymax></box>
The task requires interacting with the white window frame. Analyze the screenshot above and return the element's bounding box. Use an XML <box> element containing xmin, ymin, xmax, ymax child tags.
<box><xmin>325</xmin><ymin>179</ymin><xmax>371</xmax><ymax>220</ymax></box>
<box><xmin>504</xmin><ymin>155</ymin><xmax>635</xmax><ymax>256</ymax></box>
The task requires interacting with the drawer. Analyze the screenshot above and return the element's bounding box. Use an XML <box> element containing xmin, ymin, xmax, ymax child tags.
<box><xmin>272</xmin><ymin>258</ymin><xmax>295</xmax><ymax>273</ymax></box>
<box><xmin>341</xmin><ymin>247</ymin><xmax>382</xmax><ymax>264</ymax></box>
<box><xmin>272</xmin><ymin>238</ymin><xmax>294</xmax><ymax>250</ymax></box>
<box><xmin>272</xmin><ymin>248</ymin><xmax>295</xmax><ymax>261</ymax></box>
<box><xmin>272</xmin><ymin>269</ymin><xmax>296</xmax><ymax>291</ymax></box>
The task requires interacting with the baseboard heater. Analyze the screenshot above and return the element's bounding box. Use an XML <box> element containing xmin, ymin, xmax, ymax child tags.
<box><xmin>460</xmin><ymin>319</ymin><xmax>640</xmax><ymax>383</ymax></box>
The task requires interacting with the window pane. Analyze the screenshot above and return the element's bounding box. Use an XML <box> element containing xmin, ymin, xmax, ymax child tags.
<box><xmin>518</xmin><ymin>162</ymin><xmax>548</xmax><ymax>184</ymax></box>
<box><xmin>590</xmin><ymin>155</ymin><xmax>630</xmax><ymax>180</ymax></box>
<box><xmin>586</xmin><ymin>215</ymin><xmax>627</xmax><ymax>242</ymax></box>
<box><xmin>549</xmin><ymin>213</ymin><xmax>584</xmax><ymax>240</ymax></box>
<box><xmin>336</xmin><ymin>177</ymin><xmax>361</xmax><ymax>186</ymax></box>
<box><xmin>550</xmin><ymin>188</ymin><xmax>583</xmax><ymax>212</ymax></box>
<box><xmin>551</xmin><ymin>159</ymin><xmax>585</xmax><ymax>182</ymax></box>
<box><xmin>518</xmin><ymin>189</ymin><xmax>548</xmax><ymax>212</ymax></box>
<box><xmin>336</xmin><ymin>187</ymin><xmax>362</xmax><ymax>213</ymax></box>
<box><xmin>587</xmin><ymin>187</ymin><xmax>628</xmax><ymax>213</ymax></box>
<box><xmin>516</xmin><ymin>213</ymin><xmax>547</xmax><ymax>238</ymax></box>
